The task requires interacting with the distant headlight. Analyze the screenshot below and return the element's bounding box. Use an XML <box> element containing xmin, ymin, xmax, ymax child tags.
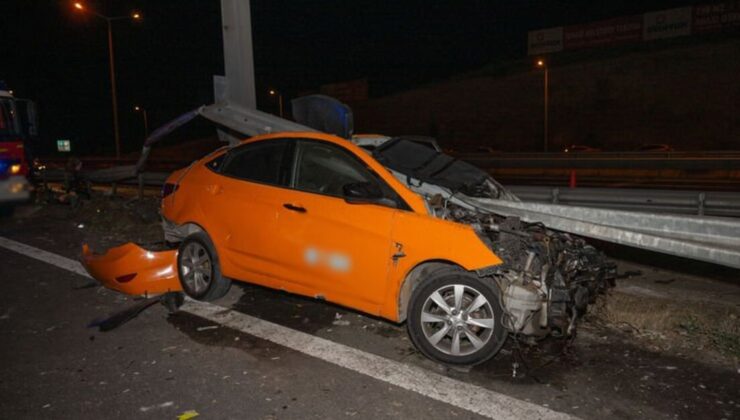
<box><xmin>9</xmin><ymin>181</ymin><xmax>26</xmax><ymax>194</ymax></box>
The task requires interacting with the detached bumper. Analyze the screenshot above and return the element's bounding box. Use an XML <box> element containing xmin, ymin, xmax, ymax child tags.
<box><xmin>82</xmin><ymin>243</ymin><xmax>182</xmax><ymax>296</ymax></box>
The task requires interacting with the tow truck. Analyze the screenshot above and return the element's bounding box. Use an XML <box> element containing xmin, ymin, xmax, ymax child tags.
<box><xmin>0</xmin><ymin>81</ymin><xmax>37</xmax><ymax>215</ymax></box>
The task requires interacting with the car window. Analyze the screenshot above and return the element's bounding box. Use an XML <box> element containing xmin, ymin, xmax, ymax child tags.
<box><xmin>294</xmin><ymin>141</ymin><xmax>378</xmax><ymax>197</ymax></box>
<box><xmin>221</xmin><ymin>140</ymin><xmax>291</xmax><ymax>186</ymax></box>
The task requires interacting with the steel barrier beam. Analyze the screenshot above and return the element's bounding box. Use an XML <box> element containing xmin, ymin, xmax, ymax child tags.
<box><xmin>459</xmin><ymin>154</ymin><xmax>740</xmax><ymax>170</ymax></box>
<box><xmin>509</xmin><ymin>186</ymin><xmax>740</xmax><ymax>217</ymax></box>
<box><xmin>462</xmin><ymin>197</ymin><xmax>740</xmax><ymax>269</ymax></box>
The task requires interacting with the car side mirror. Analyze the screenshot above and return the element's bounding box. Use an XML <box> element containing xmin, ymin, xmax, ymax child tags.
<box><xmin>342</xmin><ymin>182</ymin><xmax>397</xmax><ymax>208</ymax></box>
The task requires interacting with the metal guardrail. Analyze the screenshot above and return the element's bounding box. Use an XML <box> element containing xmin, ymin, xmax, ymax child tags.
<box><xmin>508</xmin><ymin>186</ymin><xmax>740</xmax><ymax>217</ymax></box>
<box><xmin>37</xmin><ymin>167</ymin><xmax>740</xmax><ymax>218</ymax></box>
<box><xmin>457</xmin><ymin>153</ymin><xmax>740</xmax><ymax>170</ymax></box>
<box><xmin>40</xmin><ymin>168</ymin><xmax>169</xmax><ymax>187</ymax></box>
<box><xmin>42</xmin><ymin>150</ymin><xmax>740</xmax><ymax>171</ymax></box>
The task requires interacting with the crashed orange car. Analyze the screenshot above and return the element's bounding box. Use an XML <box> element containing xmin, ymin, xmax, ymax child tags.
<box><xmin>83</xmin><ymin>132</ymin><xmax>614</xmax><ymax>365</ymax></box>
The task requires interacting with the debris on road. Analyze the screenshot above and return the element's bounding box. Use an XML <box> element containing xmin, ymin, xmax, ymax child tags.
<box><xmin>196</xmin><ymin>325</ymin><xmax>219</xmax><ymax>332</ymax></box>
<box><xmin>332</xmin><ymin>313</ymin><xmax>350</xmax><ymax>327</ymax></box>
<box><xmin>87</xmin><ymin>296</ymin><xmax>161</xmax><ymax>332</ymax></box>
<box><xmin>139</xmin><ymin>401</ymin><xmax>174</xmax><ymax>412</ymax></box>
<box><xmin>177</xmin><ymin>410</ymin><xmax>200</xmax><ymax>420</ymax></box>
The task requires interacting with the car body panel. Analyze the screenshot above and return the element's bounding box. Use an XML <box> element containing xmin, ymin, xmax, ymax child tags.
<box><xmin>197</xmin><ymin>166</ymin><xmax>290</xmax><ymax>290</ymax></box>
<box><xmin>272</xmin><ymin>186</ymin><xmax>397</xmax><ymax>316</ymax></box>
<box><xmin>380</xmin><ymin>210</ymin><xmax>503</xmax><ymax>320</ymax></box>
<box><xmin>92</xmin><ymin>131</ymin><xmax>504</xmax><ymax>322</ymax></box>
<box><xmin>82</xmin><ymin>243</ymin><xmax>181</xmax><ymax>295</ymax></box>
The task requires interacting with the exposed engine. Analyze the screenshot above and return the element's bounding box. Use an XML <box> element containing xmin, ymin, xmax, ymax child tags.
<box><xmin>428</xmin><ymin>198</ymin><xmax>616</xmax><ymax>340</ymax></box>
<box><xmin>372</xmin><ymin>136</ymin><xmax>617</xmax><ymax>340</ymax></box>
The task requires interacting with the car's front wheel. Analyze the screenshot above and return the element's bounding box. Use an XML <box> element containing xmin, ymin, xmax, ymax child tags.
<box><xmin>407</xmin><ymin>270</ymin><xmax>507</xmax><ymax>365</ymax></box>
<box><xmin>177</xmin><ymin>233</ymin><xmax>231</xmax><ymax>301</ymax></box>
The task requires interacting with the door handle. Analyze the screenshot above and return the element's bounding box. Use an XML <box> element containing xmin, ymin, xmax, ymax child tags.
<box><xmin>283</xmin><ymin>203</ymin><xmax>307</xmax><ymax>213</ymax></box>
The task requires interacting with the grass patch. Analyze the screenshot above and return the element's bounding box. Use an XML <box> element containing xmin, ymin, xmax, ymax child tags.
<box><xmin>591</xmin><ymin>290</ymin><xmax>740</xmax><ymax>364</ymax></box>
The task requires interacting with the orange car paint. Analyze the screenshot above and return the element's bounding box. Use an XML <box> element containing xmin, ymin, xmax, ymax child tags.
<box><xmin>85</xmin><ymin>131</ymin><xmax>503</xmax><ymax>321</ymax></box>
<box><xmin>82</xmin><ymin>243</ymin><xmax>181</xmax><ymax>295</ymax></box>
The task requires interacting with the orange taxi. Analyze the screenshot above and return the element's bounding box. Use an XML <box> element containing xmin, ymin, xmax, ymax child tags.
<box><xmin>83</xmin><ymin>131</ymin><xmax>614</xmax><ymax>365</ymax></box>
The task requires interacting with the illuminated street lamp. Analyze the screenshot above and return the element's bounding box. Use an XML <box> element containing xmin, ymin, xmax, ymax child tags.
<box><xmin>269</xmin><ymin>89</ymin><xmax>284</xmax><ymax>118</ymax></box>
<box><xmin>133</xmin><ymin>105</ymin><xmax>149</xmax><ymax>137</ymax></box>
<box><xmin>73</xmin><ymin>2</ymin><xmax>142</xmax><ymax>158</ymax></box>
<box><xmin>536</xmin><ymin>59</ymin><xmax>549</xmax><ymax>153</ymax></box>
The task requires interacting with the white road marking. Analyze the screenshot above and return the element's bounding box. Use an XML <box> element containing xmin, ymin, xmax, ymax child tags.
<box><xmin>0</xmin><ymin>236</ymin><xmax>91</xmax><ymax>278</ymax></box>
<box><xmin>0</xmin><ymin>236</ymin><xmax>573</xmax><ymax>420</ymax></box>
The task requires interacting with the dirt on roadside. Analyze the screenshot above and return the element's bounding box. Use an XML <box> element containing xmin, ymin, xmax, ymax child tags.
<box><xmin>588</xmin><ymin>265</ymin><xmax>740</xmax><ymax>370</ymax></box>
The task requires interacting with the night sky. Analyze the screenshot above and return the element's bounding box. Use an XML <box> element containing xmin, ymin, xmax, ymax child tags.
<box><xmin>2</xmin><ymin>0</ymin><xmax>703</xmax><ymax>155</ymax></box>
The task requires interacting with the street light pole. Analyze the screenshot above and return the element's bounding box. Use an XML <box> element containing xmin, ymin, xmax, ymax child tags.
<box><xmin>544</xmin><ymin>66</ymin><xmax>549</xmax><ymax>153</ymax></box>
<box><xmin>73</xmin><ymin>2</ymin><xmax>141</xmax><ymax>158</ymax></box>
<box><xmin>106</xmin><ymin>19</ymin><xmax>121</xmax><ymax>158</ymax></box>
<box><xmin>537</xmin><ymin>59</ymin><xmax>549</xmax><ymax>153</ymax></box>
<box><xmin>269</xmin><ymin>89</ymin><xmax>284</xmax><ymax>118</ymax></box>
<box><xmin>134</xmin><ymin>106</ymin><xmax>148</xmax><ymax>137</ymax></box>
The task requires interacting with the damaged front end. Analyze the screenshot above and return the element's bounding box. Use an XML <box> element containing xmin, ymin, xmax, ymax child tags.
<box><xmin>373</xmin><ymin>137</ymin><xmax>616</xmax><ymax>342</ymax></box>
<box><xmin>431</xmin><ymin>201</ymin><xmax>616</xmax><ymax>340</ymax></box>
<box><xmin>82</xmin><ymin>243</ymin><xmax>182</xmax><ymax>296</ymax></box>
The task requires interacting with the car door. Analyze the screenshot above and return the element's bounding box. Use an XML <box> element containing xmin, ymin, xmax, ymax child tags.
<box><xmin>199</xmin><ymin>139</ymin><xmax>295</xmax><ymax>289</ymax></box>
<box><xmin>276</xmin><ymin>139</ymin><xmax>403</xmax><ymax>315</ymax></box>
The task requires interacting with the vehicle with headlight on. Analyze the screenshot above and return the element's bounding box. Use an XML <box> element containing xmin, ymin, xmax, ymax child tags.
<box><xmin>83</xmin><ymin>131</ymin><xmax>615</xmax><ymax>365</ymax></box>
<box><xmin>0</xmin><ymin>84</ymin><xmax>36</xmax><ymax>216</ymax></box>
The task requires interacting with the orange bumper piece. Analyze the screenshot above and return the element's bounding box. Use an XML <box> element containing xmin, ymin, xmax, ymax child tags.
<box><xmin>82</xmin><ymin>243</ymin><xmax>182</xmax><ymax>296</ymax></box>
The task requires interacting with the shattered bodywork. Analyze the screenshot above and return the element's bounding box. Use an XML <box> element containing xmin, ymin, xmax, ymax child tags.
<box><xmin>82</xmin><ymin>243</ymin><xmax>181</xmax><ymax>295</ymax></box>
<box><xmin>371</xmin><ymin>138</ymin><xmax>617</xmax><ymax>338</ymax></box>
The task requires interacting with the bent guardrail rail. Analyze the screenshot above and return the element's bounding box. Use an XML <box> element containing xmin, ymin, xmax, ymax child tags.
<box><xmin>462</xmin><ymin>197</ymin><xmax>740</xmax><ymax>270</ymax></box>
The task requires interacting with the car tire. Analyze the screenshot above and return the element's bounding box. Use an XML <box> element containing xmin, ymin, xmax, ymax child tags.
<box><xmin>177</xmin><ymin>232</ymin><xmax>231</xmax><ymax>301</ymax></box>
<box><xmin>407</xmin><ymin>269</ymin><xmax>507</xmax><ymax>366</ymax></box>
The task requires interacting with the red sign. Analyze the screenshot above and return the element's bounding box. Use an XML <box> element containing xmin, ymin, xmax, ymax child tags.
<box><xmin>694</xmin><ymin>1</ymin><xmax>740</xmax><ymax>33</ymax></box>
<box><xmin>564</xmin><ymin>15</ymin><xmax>642</xmax><ymax>50</ymax></box>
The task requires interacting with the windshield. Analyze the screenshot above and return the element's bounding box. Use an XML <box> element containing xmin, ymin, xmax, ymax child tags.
<box><xmin>0</xmin><ymin>98</ymin><xmax>21</xmax><ymax>140</ymax></box>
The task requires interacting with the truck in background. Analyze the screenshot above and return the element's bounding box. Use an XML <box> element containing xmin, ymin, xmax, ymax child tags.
<box><xmin>0</xmin><ymin>81</ymin><xmax>37</xmax><ymax>216</ymax></box>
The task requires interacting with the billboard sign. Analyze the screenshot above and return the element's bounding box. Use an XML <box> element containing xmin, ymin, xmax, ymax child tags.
<box><xmin>643</xmin><ymin>7</ymin><xmax>692</xmax><ymax>40</ymax></box>
<box><xmin>564</xmin><ymin>15</ymin><xmax>642</xmax><ymax>50</ymax></box>
<box><xmin>527</xmin><ymin>27</ymin><xmax>563</xmax><ymax>55</ymax></box>
<box><xmin>694</xmin><ymin>1</ymin><xmax>740</xmax><ymax>33</ymax></box>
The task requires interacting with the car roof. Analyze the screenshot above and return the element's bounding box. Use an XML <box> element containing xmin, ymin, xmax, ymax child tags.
<box><xmin>217</xmin><ymin>131</ymin><xmax>429</xmax><ymax>214</ymax></box>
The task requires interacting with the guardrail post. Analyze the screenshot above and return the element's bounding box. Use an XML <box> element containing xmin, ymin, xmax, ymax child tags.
<box><xmin>552</xmin><ymin>188</ymin><xmax>560</xmax><ymax>204</ymax></box>
<box><xmin>698</xmin><ymin>192</ymin><xmax>705</xmax><ymax>216</ymax></box>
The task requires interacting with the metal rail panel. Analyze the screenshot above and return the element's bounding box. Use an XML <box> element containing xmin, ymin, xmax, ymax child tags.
<box><xmin>462</xmin><ymin>197</ymin><xmax>740</xmax><ymax>269</ymax></box>
<box><xmin>459</xmin><ymin>154</ymin><xmax>740</xmax><ymax>170</ymax></box>
<box><xmin>509</xmin><ymin>186</ymin><xmax>740</xmax><ymax>217</ymax></box>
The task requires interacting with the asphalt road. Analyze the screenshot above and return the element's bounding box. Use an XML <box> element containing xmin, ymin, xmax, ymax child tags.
<box><xmin>0</xmin><ymin>206</ymin><xmax>738</xmax><ymax>420</ymax></box>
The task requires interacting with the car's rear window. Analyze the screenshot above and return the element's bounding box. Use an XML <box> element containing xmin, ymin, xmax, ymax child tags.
<box><xmin>220</xmin><ymin>141</ymin><xmax>290</xmax><ymax>186</ymax></box>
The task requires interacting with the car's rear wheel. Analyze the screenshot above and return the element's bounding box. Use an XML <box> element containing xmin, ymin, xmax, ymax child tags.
<box><xmin>177</xmin><ymin>233</ymin><xmax>231</xmax><ymax>301</ymax></box>
<box><xmin>407</xmin><ymin>270</ymin><xmax>507</xmax><ymax>365</ymax></box>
